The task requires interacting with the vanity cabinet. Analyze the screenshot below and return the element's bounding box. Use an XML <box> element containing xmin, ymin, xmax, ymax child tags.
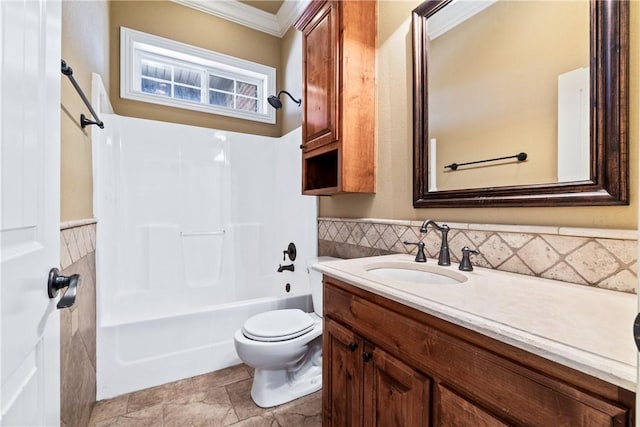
<box><xmin>322</xmin><ymin>277</ymin><xmax>634</xmax><ymax>426</ymax></box>
<box><xmin>294</xmin><ymin>0</ymin><xmax>376</xmax><ymax>195</ymax></box>
<box><xmin>324</xmin><ymin>318</ymin><xmax>430</xmax><ymax>426</ymax></box>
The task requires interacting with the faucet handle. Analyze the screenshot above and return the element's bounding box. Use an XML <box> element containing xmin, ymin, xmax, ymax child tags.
<box><xmin>459</xmin><ymin>247</ymin><xmax>480</xmax><ymax>271</ymax></box>
<box><xmin>282</xmin><ymin>242</ymin><xmax>297</xmax><ymax>261</ymax></box>
<box><xmin>404</xmin><ymin>241</ymin><xmax>427</xmax><ymax>263</ymax></box>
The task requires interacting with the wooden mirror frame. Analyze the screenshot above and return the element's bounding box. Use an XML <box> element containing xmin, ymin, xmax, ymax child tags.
<box><xmin>412</xmin><ymin>0</ymin><xmax>628</xmax><ymax>208</ymax></box>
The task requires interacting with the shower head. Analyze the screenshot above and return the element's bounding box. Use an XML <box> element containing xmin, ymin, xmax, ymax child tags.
<box><xmin>268</xmin><ymin>90</ymin><xmax>302</xmax><ymax>109</ymax></box>
<box><xmin>268</xmin><ymin>95</ymin><xmax>283</xmax><ymax>109</ymax></box>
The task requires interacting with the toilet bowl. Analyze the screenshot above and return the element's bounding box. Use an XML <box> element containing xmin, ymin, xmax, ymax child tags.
<box><xmin>233</xmin><ymin>256</ymin><xmax>338</xmax><ymax>408</ymax></box>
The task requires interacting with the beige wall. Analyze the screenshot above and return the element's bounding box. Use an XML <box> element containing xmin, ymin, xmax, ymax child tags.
<box><xmin>314</xmin><ymin>0</ymin><xmax>639</xmax><ymax>230</ymax></box>
<box><xmin>61</xmin><ymin>1</ymin><xmax>110</xmax><ymax>222</ymax></box>
<box><xmin>280</xmin><ymin>26</ymin><xmax>303</xmax><ymax>135</ymax></box>
<box><xmin>430</xmin><ymin>1</ymin><xmax>589</xmax><ymax>190</ymax></box>
<box><xmin>109</xmin><ymin>1</ymin><xmax>282</xmax><ymax>137</ymax></box>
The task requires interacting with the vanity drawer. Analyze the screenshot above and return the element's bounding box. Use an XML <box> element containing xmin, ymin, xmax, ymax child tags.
<box><xmin>323</xmin><ymin>278</ymin><xmax>630</xmax><ymax>426</ymax></box>
<box><xmin>434</xmin><ymin>384</ymin><xmax>508</xmax><ymax>426</ymax></box>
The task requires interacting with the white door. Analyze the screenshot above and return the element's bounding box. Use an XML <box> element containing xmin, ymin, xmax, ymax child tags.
<box><xmin>0</xmin><ymin>1</ymin><xmax>61</xmax><ymax>425</ymax></box>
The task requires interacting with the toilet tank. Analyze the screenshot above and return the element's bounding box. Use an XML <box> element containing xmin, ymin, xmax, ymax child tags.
<box><xmin>307</xmin><ymin>256</ymin><xmax>340</xmax><ymax>317</ymax></box>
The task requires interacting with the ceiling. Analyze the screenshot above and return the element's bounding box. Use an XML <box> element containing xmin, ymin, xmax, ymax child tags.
<box><xmin>239</xmin><ymin>1</ymin><xmax>284</xmax><ymax>15</ymax></box>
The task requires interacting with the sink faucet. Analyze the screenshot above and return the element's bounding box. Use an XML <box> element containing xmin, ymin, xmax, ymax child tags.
<box><xmin>419</xmin><ymin>219</ymin><xmax>451</xmax><ymax>266</ymax></box>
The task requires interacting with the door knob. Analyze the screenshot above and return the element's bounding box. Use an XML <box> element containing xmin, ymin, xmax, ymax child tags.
<box><xmin>348</xmin><ymin>342</ymin><xmax>358</xmax><ymax>352</ymax></box>
<box><xmin>362</xmin><ymin>352</ymin><xmax>373</xmax><ymax>362</ymax></box>
<box><xmin>47</xmin><ymin>268</ymin><xmax>80</xmax><ymax>309</ymax></box>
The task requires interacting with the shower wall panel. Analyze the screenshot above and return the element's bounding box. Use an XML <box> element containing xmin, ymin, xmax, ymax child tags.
<box><xmin>94</xmin><ymin>116</ymin><xmax>317</xmax><ymax>397</ymax></box>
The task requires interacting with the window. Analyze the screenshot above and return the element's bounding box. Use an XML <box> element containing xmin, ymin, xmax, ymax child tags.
<box><xmin>121</xmin><ymin>27</ymin><xmax>276</xmax><ymax>124</ymax></box>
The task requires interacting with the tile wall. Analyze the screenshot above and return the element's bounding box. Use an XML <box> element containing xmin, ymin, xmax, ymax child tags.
<box><xmin>59</xmin><ymin>219</ymin><xmax>97</xmax><ymax>427</ymax></box>
<box><xmin>318</xmin><ymin>217</ymin><xmax>638</xmax><ymax>293</ymax></box>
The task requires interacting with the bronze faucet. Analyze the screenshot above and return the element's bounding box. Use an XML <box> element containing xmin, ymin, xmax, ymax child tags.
<box><xmin>419</xmin><ymin>219</ymin><xmax>451</xmax><ymax>266</ymax></box>
<box><xmin>277</xmin><ymin>264</ymin><xmax>295</xmax><ymax>272</ymax></box>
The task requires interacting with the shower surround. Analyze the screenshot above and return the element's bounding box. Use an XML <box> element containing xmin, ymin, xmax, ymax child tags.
<box><xmin>93</xmin><ymin>116</ymin><xmax>316</xmax><ymax>399</ymax></box>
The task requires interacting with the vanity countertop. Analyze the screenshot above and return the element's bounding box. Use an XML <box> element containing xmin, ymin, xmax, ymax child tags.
<box><xmin>316</xmin><ymin>254</ymin><xmax>638</xmax><ymax>391</ymax></box>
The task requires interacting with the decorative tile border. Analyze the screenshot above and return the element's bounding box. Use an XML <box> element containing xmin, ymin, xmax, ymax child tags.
<box><xmin>60</xmin><ymin>219</ymin><xmax>97</xmax><ymax>270</ymax></box>
<box><xmin>318</xmin><ymin>217</ymin><xmax>638</xmax><ymax>294</ymax></box>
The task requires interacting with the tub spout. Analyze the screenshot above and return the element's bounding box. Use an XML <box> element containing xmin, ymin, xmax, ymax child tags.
<box><xmin>277</xmin><ymin>263</ymin><xmax>295</xmax><ymax>273</ymax></box>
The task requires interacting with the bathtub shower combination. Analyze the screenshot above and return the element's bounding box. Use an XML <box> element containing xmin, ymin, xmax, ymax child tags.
<box><xmin>93</xmin><ymin>115</ymin><xmax>317</xmax><ymax>399</ymax></box>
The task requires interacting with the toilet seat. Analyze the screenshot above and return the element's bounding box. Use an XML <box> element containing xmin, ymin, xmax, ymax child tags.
<box><xmin>242</xmin><ymin>309</ymin><xmax>316</xmax><ymax>342</ymax></box>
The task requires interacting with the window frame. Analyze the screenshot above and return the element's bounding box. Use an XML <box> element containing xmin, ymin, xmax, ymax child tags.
<box><xmin>120</xmin><ymin>27</ymin><xmax>276</xmax><ymax>124</ymax></box>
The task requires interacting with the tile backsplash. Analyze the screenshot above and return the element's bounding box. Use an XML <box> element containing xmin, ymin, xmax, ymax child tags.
<box><xmin>318</xmin><ymin>218</ymin><xmax>638</xmax><ymax>294</ymax></box>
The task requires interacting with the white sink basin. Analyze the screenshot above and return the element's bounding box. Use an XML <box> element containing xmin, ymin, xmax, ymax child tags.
<box><xmin>365</xmin><ymin>262</ymin><xmax>467</xmax><ymax>285</ymax></box>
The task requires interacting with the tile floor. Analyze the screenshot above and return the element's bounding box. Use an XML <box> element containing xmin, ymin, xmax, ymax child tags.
<box><xmin>88</xmin><ymin>364</ymin><xmax>322</xmax><ymax>426</ymax></box>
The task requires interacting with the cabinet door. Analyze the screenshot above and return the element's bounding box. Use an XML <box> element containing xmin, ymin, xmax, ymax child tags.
<box><xmin>434</xmin><ymin>384</ymin><xmax>508</xmax><ymax>427</ymax></box>
<box><xmin>300</xmin><ymin>0</ymin><xmax>337</xmax><ymax>150</ymax></box>
<box><xmin>363</xmin><ymin>344</ymin><xmax>430</xmax><ymax>427</ymax></box>
<box><xmin>324</xmin><ymin>318</ymin><xmax>363</xmax><ymax>427</ymax></box>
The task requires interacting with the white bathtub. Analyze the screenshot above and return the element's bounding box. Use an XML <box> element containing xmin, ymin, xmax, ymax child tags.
<box><xmin>97</xmin><ymin>293</ymin><xmax>312</xmax><ymax>399</ymax></box>
<box><xmin>94</xmin><ymin>115</ymin><xmax>317</xmax><ymax>399</ymax></box>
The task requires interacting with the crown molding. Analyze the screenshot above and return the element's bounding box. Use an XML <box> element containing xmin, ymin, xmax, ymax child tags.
<box><xmin>172</xmin><ymin>0</ymin><xmax>311</xmax><ymax>38</ymax></box>
<box><xmin>428</xmin><ymin>0</ymin><xmax>497</xmax><ymax>40</ymax></box>
<box><xmin>172</xmin><ymin>0</ymin><xmax>280</xmax><ymax>36</ymax></box>
<box><xmin>276</xmin><ymin>0</ymin><xmax>311</xmax><ymax>36</ymax></box>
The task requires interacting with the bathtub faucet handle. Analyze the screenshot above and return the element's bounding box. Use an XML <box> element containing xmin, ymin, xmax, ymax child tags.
<box><xmin>282</xmin><ymin>242</ymin><xmax>297</xmax><ymax>261</ymax></box>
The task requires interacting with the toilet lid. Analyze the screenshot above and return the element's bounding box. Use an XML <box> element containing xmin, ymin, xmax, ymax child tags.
<box><xmin>242</xmin><ymin>309</ymin><xmax>315</xmax><ymax>342</ymax></box>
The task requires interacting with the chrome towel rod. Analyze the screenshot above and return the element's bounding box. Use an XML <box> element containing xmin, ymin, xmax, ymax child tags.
<box><xmin>61</xmin><ymin>59</ymin><xmax>104</xmax><ymax>129</ymax></box>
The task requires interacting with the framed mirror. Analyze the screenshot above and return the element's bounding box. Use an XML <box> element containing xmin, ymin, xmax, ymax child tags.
<box><xmin>412</xmin><ymin>0</ymin><xmax>628</xmax><ymax>207</ymax></box>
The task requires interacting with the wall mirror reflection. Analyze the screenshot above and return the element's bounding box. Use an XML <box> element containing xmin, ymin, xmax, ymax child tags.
<box><xmin>412</xmin><ymin>0</ymin><xmax>628</xmax><ymax>207</ymax></box>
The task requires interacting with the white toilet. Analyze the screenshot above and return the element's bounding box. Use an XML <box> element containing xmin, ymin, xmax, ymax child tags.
<box><xmin>234</xmin><ymin>256</ymin><xmax>338</xmax><ymax>408</ymax></box>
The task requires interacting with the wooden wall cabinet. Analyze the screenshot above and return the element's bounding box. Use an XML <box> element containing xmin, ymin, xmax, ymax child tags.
<box><xmin>295</xmin><ymin>0</ymin><xmax>376</xmax><ymax>195</ymax></box>
<box><xmin>323</xmin><ymin>277</ymin><xmax>635</xmax><ymax>426</ymax></box>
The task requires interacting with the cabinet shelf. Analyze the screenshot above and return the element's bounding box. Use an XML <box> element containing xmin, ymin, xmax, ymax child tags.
<box><xmin>303</xmin><ymin>149</ymin><xmax>338</xmax><ymax>193</ymax></box>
